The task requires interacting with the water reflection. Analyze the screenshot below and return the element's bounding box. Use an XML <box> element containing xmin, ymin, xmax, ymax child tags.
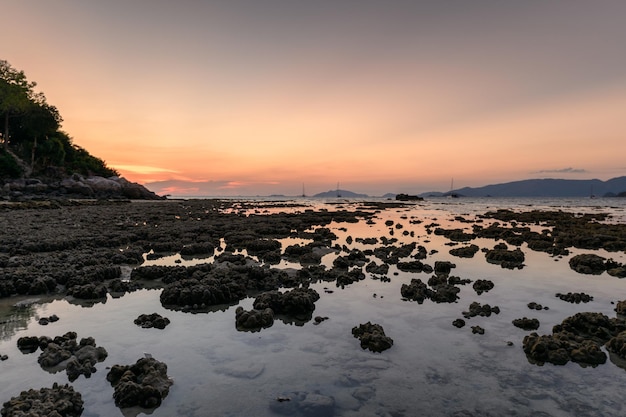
<box><xmin>2</xmin><ymin>198</ymin><xmax>626</xmax><ymax>416</ymax></box>
<box><xmin>0</xmin><ymin>298</ymin><xmax>40</xmax><ymax>341</ymax></box>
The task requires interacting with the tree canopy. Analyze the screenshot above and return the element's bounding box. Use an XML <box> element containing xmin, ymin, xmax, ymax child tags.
<box><xmin>0</xmin><ymin>60</ymin><xmax>117</xmax><ymax>179</ymax></box>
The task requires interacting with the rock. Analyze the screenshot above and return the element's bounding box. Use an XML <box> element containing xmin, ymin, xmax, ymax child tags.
<box><xmin>160</xmin><ymin>275</ymin><xmax>247</xmax><ymax>311</ymax></box>
<box><xmin>471</xmin><ymin>326</ymin><xmax>485</xmax><ymax>335</ymax></box>
<box><xmin>512</xmin><ymin>317</ymin><xmax>540</xmax><ymax>330</ymax></box>
<box><xmin>606</xmin><ymin>331</ymin><xmax>626</xmax><ymax>360</ymax></box>
<box><xmin>395</xmin><ymin>193</ymin><xmax>423</xmax><ymax>201</ymax></box>
<box><xmin>68</xmin><ymin>283</ymin><xmax>107</xmax><ymax>300</ymax></box>
<box><xmin>35</xmin><ymin>333</ymin><xmax>108</xmax><ymax>381</ymax></box>
<box><xmin>84</xmin><ymin>176</ymin><xmax>122</xmax><ymax>193</ymax></box>
<box><xmin>253</xmin><ymin>287</ymin><xmax>320</xmax><ymax>320</ymax></box>
<box><xmin>38</xmin><ymin>314</ymin><xmax>59</xmax><ymax>326</ymax></box>
<box><xmin>462</xmin><ymin>302</ymin><xmax>500</xmax><ymax>319</ymax></box>
<box><xmin>235</xmin><ymin>306</ymin><xmax>274</xmax><ymax>331</ymax></box>
<box><xmin>106</xmin><ymin>357</ymin><xmax>173</xmax><ymax>409</ymax></box>
<box><xmin>352</xmin><ymin>322</ymin><xmax>394</xmax><ymax>353</ymax></box>
<box><xmin>60</xmin><ymin>177</ymin><xmax>94</xmax><ymax>196</ymax></box>
<box><xmin>434</xmin><ymin>261</ymin><xmax>456</xmax><ymax>275</ymax></box>
<box><xmin>17</xmin><ymin>336</ymin><xmax>40</xmax><ymax>353</ymax></box>
<box><xmin>449</xmin><ymin>244</ymin><xmax>480</xmax><ymax>258</ymax></box>
<box><xmin>0</xmin><ymin>383</ymin><xmax>83</xmax><ymax>417</ymax></box>
<box><xmin>472</xmin><ymin>279</ymin><xmax>494</xmax><ymax>295</ymax></box>
<box><xmin>555</xmin><ymin>292</ymin><xmax>593</xmax><ymax>303</ymax></box>
<box><xmin>615</xmin><ymin>300</ymin><xmax>626</xmax><ymax>315</ymax></box>
<box><xmin>400</xmin><ymin>279</ymin><xmax>429</xmax><ymax>303</ymax></box>
<box><xmin>527</xmin><ymin>302</ymin><xmax>546</xmax><ymax>310</ymax></box>
<box><xmin>485</xmin><ymin>243</ymin><xmax>525</xmax><ymax>269</ymax></box>
<box><xmin>569</xmin><ymin>254</ymin><xmax>607</xmax><ymax>275</ymax></box>
<box><xmin>452</xmin><ymin>319</ymin><xmax>466</xmax><ymax>328</ymax></box>
<box><xmin>523</xmin><ymin>312</ymin><xmax>626</xmax><ymax>367</ymax></box>
<box><xmin>400</xmin><ymin>277</ymin><xmax>460</xmax><ymax>304</ymax></box>
<box><xmin>134</xmin><ymin>313</ymin><xmax>171</xmax><ymax>329</ymax></box>
<box><xmin>365</xmin><ymin>261</ymin><xmax>389</xmax><ymax>275</ymax></box>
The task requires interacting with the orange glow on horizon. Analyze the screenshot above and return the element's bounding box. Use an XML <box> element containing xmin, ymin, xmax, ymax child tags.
<box><xmin>4</xmin><ymin>1</ymin><xmax>626</xmax><ymax>196</ymax></box>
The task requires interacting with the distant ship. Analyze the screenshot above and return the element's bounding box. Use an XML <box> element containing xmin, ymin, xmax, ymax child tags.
<box><xmin>447</xmin><ymin>178</ymin><xmax>460</xmax><ymax>198</ymax></box>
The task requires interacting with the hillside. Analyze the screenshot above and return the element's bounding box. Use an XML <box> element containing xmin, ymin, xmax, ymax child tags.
<box><xmin>0</xmin><ymin>60</ymin><xmax>161</xmax><ymax>200</ymax></box>
<box><xmin>425</xmin><ymin>177</ymin><xmax>626</xmax><ymax>198</ymax></box>
<box><xmin>313</xmin><ymin>189</ymin><xmax>369</xmax><ymax>198</ymax></box>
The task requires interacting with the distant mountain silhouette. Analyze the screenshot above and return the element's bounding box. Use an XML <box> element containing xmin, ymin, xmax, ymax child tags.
<box><xmin>313</xmin><ymin>189</ymin><xmax>369</xmax><ymax>198</ymax></box>
<box><xmin>421</xmin><ymin>176</ymin><xmax>626</xmax><ymax>197</ymax></box>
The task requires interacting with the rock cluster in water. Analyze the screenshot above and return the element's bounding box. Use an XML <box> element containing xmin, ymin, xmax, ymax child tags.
<box><xmin>253</xmin><ymin>287</ymin><xmax>320</xmax><ymax>322</ymax></box>
<box><xmin>134</xmin><ymin>313</ymin><xmax>170</xmax><ymax>329</ymax></box>
<box><xmin>512</xmin><ymin>317</ymin><xmax>540</xmax><ymax>330</ymax></box>
<box><xmin>106</xmin><ymin>357</ymin><xmax>173</xmax><ymax>410</ymax></box>
<box><xmin>3</xmin><ymin>201</ymin><xmax>626</xmax><ymax>413</ymax></box>
<box><xmin>523</xmin><ymin>312</ymin><xmax>626</xmax><ymax>367</ymax></box>
<box><xmin>352</xmin><ymin>322</ymin><xmax>394</xmax><ymax>352</ymax></box>
<box><xmin>17</xmin><ymin>332</ymin><xmax>108</xmax><ymax>381</ymax></box>
<box><xmin>556</xmin><ymin>292</ymin><xmax>593</xmax><ymax>304</ymax></box>
<box><xmin>37</xmin><ymin>314</ymin><xmax>59</xmax><ymax>326</ymax></box>
<box><xmin>235</xmin><ymin>306</ymin><xmax>274</xmax><ymax>331</ymax></box>
<box><xmin>0</xmin><ymin>383</ymin><xmax>83</xmax><ymax>417</ymax></box>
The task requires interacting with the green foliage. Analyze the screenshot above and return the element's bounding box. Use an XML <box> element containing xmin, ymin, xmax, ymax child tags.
<box><xmin>65</xmin><ymin>143</ymin><xmax>119</xmax><ymax>177</ymax></box>
<box><xmin>0</xmin><ymin>60</ymin><xmax>117</xmax><ymax>179</ymax></box>
<box><xmin>0</xmin><ymin>148</ymin><xmax>23</xmax><ymax>178</ymax></box>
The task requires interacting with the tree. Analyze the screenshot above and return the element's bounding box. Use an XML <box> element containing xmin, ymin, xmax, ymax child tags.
<box><xmin>0</xmin><ymin>60</ymin><xmax>37</xmax><ymax>149</ymax></box>
<box><xmin>10</xmin><ymin>93</ymin><xmax>62</xmax><ymax>171</ymax></box>
<box><xmin>0</xmin><ymin>59</ymin><xmax>118</xmax><ymax>180</ymax></box>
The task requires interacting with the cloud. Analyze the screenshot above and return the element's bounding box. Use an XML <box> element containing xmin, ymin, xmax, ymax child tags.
<box><xmin>112</xmin><ymin>164</ymin><xmax>180</xmax><ymax>175</ymax></box>
<box><xmin>535</xmin><ymin>167</ymin><xmax>587</xmax><ymax>174</ymax></box>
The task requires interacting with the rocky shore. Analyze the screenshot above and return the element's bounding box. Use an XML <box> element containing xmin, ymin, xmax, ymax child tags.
<box><xmin>2</xmin><ymin>199</ymin><xmax>626</xmax><ymax>415</ymax></box>
<box><xmin>1</xmin><ymin>174</ymin><xmax>163</xmax><ymax>201</ymax></box>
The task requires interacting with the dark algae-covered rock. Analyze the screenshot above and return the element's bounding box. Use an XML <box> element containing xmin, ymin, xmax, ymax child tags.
<box><xmin>29</xmin><ymin>332</ymin><xmax>108</xmax><ymax>382</ymax></box>
<box><xmin>134</xmin><ymin>313</ymin><xmax>170</xmax><ymax>329</ymax></box>
<box><xmin>555</xmin><ymin>292</ymin><xmax>593</xmax><ymax>303</ymax></box>
<box><xmin>235</xmin><ymin>306</ymin><xmax>274</xmax><ymax>331</ymax></box>
<box><xmin>352</xmin><ymin>322</ymin><xmax>393</xmax><ymax>352</ymax></box>
<box><xmin>106</xmin><ymin>357</ymin><xmax>173</xmax><ymax>410</ymax></box>
<box><xmin>400</xmin><ymin>276</ymin><xmax>460</xmax><ymax>304</ymax></box>
<box><xmin>462</xmin><ymin>302</ymin><xmax>500</xmax><ymax>319</ymax></box>
<box><xmin>0</xmin><ymin>383</ymin><xmax>83</xmax><ymax>417</ymax></box>
<box><xmin>569</xmin><ymin>254</ymin><xmax>607</xmax><ymax>275</ymax></box>
<box><xmin>484</xmin><ymin>243</ymin><xmax>525</xmax><ymax>269</ymax></box>
<box><xmin>512</xmin><ymin>317</ymin><xmax>540</xmax><ymax>331</ymax></box>
<box><xmin>523</xmin><ymin>312</ymin><xmax>626</xmax><ymax>367</ymax></box>
<box><xmin>472</xmin><ymin>279</ymin><xmax>494</xmax><ymax>295</ymax></box>
<box><xmin>449</xmin><ymin>244</ymin><xmax>480</xmax><ymax>258</ymax></box>
<box><xmin>471</xmin><ymin>326</ymin><xmax>485</xmax><ymax>335</ymax></box>
<box><xmin>253</xmin><ymin>287</ymin><xmax>320</xmax><ymax>321</ymax></box>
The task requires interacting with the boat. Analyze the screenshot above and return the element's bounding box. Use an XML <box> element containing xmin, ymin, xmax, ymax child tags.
<box><xmin>447</xmin><ymin>178</ymin><xmax>460</xmax><ymax>198</ymax></box>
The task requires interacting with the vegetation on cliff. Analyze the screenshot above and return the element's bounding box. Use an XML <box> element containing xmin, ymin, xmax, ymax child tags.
<box><xmin>0</xmin><ymin>60</ymin><xmax>117</xmax><ymax>179</ymax></box>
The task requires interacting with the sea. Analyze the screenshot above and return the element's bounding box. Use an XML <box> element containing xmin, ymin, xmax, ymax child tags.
<box><xmin>1</xmin><ymin>196</ymin><xmax>626</xmax><ymax>417</ymax></box>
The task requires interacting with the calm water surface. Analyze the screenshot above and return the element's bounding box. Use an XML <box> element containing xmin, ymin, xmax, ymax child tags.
<box><xmin>2</xmin><ymin>197</ymin><xmax>626</xmax><ymax>417</ymax></box>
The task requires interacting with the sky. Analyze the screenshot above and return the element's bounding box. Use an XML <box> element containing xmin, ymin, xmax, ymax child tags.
<box><xmin>4</xmin><ymin>0</ymin><xmax>626</xmax><ymax>196</ymax></box>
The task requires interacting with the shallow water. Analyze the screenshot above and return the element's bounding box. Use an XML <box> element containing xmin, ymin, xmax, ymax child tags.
<box><xmin>2</xmin><ymin>197</ymin><xmax>626</xmax><ymax>416</ymax></box>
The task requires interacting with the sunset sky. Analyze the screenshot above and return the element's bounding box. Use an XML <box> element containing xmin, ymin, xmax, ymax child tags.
<box><xmin>4</xmin><ymin>1</ymin><xmax>626</xmax><ymax>196</ymax></box>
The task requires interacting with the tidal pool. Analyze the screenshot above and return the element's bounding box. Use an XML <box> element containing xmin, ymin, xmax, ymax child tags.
<box><xmin>1</xmin><ymin>197</ymin><xmax>626</xmax><ymax>416</ymax></box>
